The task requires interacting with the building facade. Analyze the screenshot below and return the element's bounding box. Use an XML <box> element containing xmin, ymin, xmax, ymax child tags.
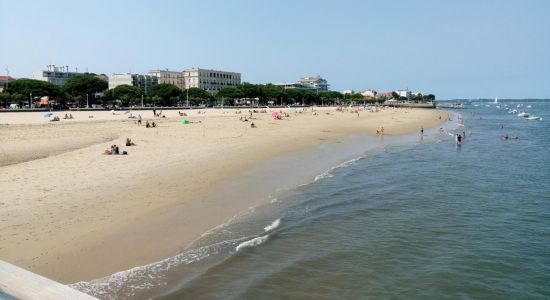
<box><xmin>395</xmin><ymin>89</ymin><xmax>411</xmax><ymax>99</ymax></box>
<box><xmin>148</xmin><ymin>69</ymin><xmax>185</xmax><ymax>90</ymax></box>
<box><xmin>108</xmin><ymin>74</ymin><xmax>158</xmax><ymax>92</ymax></box>
<box><xmin>34</xmin><ymin>65</ymin><xmax>83</xmax><ymax>86</ymax></box>
<box><xmin>361</xmin><ymin>89</ymin><xmax>377</xmax><ymax>98</ymax></box>
<box><xmin>182</xmin><ymin>68</ymin><xmax>241</xmax><ymax>93</ymax></box>
<box><xmin>298</xmin><ymin>76</ymin><xmax>329</xmax><ymax>92</ymax></box>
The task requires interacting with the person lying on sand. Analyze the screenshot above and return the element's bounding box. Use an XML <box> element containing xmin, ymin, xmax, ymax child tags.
<box><xmin>126</xmin><ymin>138</ymin><xmax>136</xmax><ymax>146</ymax></box>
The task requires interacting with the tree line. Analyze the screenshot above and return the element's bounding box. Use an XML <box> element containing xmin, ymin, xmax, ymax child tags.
<box><xmin>1</xmin><ymin>75</ymin><xmax>434</xmax><ymax>108</ymax></box>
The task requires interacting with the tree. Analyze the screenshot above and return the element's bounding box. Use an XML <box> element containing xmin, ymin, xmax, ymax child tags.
<box><xmin>147</xmin><ymin>84</ymin><xmax>181</xmax><ymax>106</ymax></box>
<box><xmin>62</xmin><ymin>75</ymin><xmax>108</xmax><ymax>106</ymax></box>
<box><xmin>183</xmin><ymin>88</ymin><xmax>214</xmax><ymax>106</ymax></box>
<box><xmin>4</xmin><ymin>79</ymin><xmax>60</xmax><ymax>99</ymax></box>
<box><xmin>104</xmin><ymin>85</ymin><xmax>142</xmax><ymax>107</ymax></box>
<box><xmin>239</xmin><ymin>82</ymin><xmax>264</xmax><ymax>99</ymax></box>
<box><xmin>262</xmin><ymin>84</ymin><xmax>288</xmax><ymax>105</ymax></box>
<box><xmin>391</xmin><ymin>91</ymin><xmax>399</xmax><ymax>99</ymax></box>
<box><xmin>320</xmin><ymin>91</ymin><xmax>343</xmax><ymax>105</ymax></box>
<box><xmin>216</xmin><ymin>87</ymin><xmax>244</xmax><ymax>106</ymax></box>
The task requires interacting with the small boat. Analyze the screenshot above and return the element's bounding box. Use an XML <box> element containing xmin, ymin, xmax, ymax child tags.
<box><xmin>494</xmin><ymin>97</ymin><xmax>498</xmax><ymax>104</ymax></box>
<box><xmin>518</xmin><ymin>112</ymin><xmax>530</xmax><ymax>117</ymax></box>
<box><xmin>527</xmin><ymin>105</ymin><xmax>532</xmax><ymax>108</ymax></box>
<box><xmin>527</xmin><ymin>116</ymin><xmax>542</xmax><ymax>121</ymax></box>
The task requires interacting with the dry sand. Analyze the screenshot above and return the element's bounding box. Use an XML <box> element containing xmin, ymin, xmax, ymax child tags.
<box><xmin>0</xmin><ymin>107</ymin><xmax>449</xmax><ymax>283</ymax></box>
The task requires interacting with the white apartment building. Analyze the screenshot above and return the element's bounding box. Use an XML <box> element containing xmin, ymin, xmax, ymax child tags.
<box><xmin>34</xmin><ymin>65</ymin><xmax>83</xmax><ymax>86</ymax></box>
<box><xmin>395</xmin><ymin>89</ymin><xmax>411</xmax><ymax>99</ymax></box>
<box><xmin>148</xmin><ymin>69</ymin><xmax>185</xmax><ymax>90</ymax></box>
<box><xmin>298</xmin><ymin>76</ymin><xmax>329</xmax><ymax>92</ymax></box>
<box><xmin>361</xmin><ymin>89</ymin><xmax>377</xmax><ymax>98</ymax></box>
<box><xmin>343</xmin><ymin>89</ymin><xmax>355</xmax><ymax>95</ymax></box>
<box><xmin>109</xmin><ymin>73</ymin><xmax>158</xmax><ymax>92</ymax></box>
<box><xmin>182</xmin><ymin>68</ymin><xmax>241</xmax><ymax>93</ymax></box>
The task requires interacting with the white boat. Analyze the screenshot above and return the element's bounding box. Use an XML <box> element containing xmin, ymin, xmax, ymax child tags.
<box><xmin>527</xmin><ymin>116</ymin><xmax>542</xmax><ymax>120</ymax></box>
<box><xmin>527</xmin><ymin>105</ymin><xmax>532</xmax><ymax>108</ymax></box>
<box><xmin>494</xmin><ymin>97</ymin><xmax>498</xmax><ymax>104</ymax></box>
<box><xmin>518</xmin><ymin>112</ymin><xmax>530</xmax><ymax>117</ymax></box>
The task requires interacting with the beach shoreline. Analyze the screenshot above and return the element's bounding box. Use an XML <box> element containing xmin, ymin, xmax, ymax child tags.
<box><xmin>0</xmin><ymin>107</ymin><xmax>449</xmax><ymax>284</ymax></box>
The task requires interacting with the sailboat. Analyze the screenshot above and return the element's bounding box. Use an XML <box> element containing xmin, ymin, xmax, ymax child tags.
<box><xmin>494</xmin><ymin>97</ymin><xmax>498</xmax><ymax>104</ymax></box>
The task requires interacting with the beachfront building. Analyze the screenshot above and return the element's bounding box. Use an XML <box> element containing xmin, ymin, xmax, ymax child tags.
<box><xmin>33</xmin><ymin>65</ymin><xmax>84</xmax><ymax>86</ymax></box>
<box><xmin>272</xmin><ymin>82</ymin><xmax>311</xmax><ymax>90</ymax></box>
<box><xmin>343</xmin><ymin>89</ymin><xmax>355</xmax><ymax>95</ymax></box>
<box><xmin>108</xmin><ymin>73</ymin><xmax>158</xmax><ymax>92</ymax></box>
<box><xmin>361</xmin><ymin>89</ymin><xmax>377</xmax><ymax>98</ymax></box>
<box><xmin>149</xmin><ymin>69</ymin><xmax>185</xmax><ymax>90</ymax></box>
<box><xmin>0</xmin><ymin>75</ymin><xmax>15</xmax><ymax>92</ymax></box>
<box><xmin>395</xmin><ymin>89</ymin><xmax>411</xmax><ymax>99</ymax></box>
<box><xmin>298</xmin><ymin>76</ymin><xmax>329</xmax><ymax>92</ymax></box>
<box><xmin>182</xmin><ymin>68</ymin><xmax>241</xmax><ymax>93</ymax></box>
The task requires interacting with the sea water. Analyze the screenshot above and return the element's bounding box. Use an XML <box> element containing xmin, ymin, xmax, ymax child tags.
<box><xmin>74</xmin><ymin>101</ymin><xmax>550</xmax><ymax>300</ymax></box>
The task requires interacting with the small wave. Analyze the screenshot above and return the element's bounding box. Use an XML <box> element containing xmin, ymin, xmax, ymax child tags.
<box><xmin>264</xmin><ymin>219</ymin><xmax>281</xmax><ymax>232</ymax></box>
<box><xmin>235</xmin><ymin>235</ymin><xmax>269</xmax><ymax>252</ymax></box>
<box><xmin>313</xmin><ymin>156</ymin><xmax>363</xmax><ymax>182</ymax></box>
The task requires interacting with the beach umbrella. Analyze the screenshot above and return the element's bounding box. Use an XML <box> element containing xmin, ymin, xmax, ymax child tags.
<box><xmin>44</xmin><ymin>112</ymin><xmax>53</xmax><ymax>117</ymax></box>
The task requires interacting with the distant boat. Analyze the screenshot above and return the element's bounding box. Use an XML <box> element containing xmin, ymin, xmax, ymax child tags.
<box><xmin>527</xmin><ymin>116</ymin><xmax>542</xmax><ymax>121</ymax></box>
<box><xmin>494</xmin><ymin>97</ymin><xmax>498</xmax><ymax>104</ymax></box>
<box><xmin>518</xmin><ymin>112</ymin><xmax>530</xmax><ymax>117</ymax></box>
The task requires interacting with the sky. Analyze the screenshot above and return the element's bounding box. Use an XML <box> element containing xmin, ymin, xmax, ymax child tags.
<box><xmin>0</xmin><ymin>0</ymin><xmax>549</xmax><ymax>99</ymax></box>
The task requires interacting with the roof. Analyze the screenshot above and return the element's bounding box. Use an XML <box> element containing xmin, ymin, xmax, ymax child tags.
<box><xmin>0</xmin><ymin>76</ymin><xmax>16</xmax><ymax>81</ymax></box>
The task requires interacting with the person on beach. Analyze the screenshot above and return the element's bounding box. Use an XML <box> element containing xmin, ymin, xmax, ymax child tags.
<box><xmin>153</xmin><ymin>108</ymin><xmax>156</xmax><ymax>117</ymax></box>
<box><xmin>64</xmin><ymin>113</ymin><xmax>69</xmax><ymax>119</ymax></box>
<box><xmin>69</xmin><ymin>114</ymin><xmax>74</xmax><ymax>119</ymax></box>
<box><xmin>251</xmin><ymin>122</ymin><xmax>256</xmax><ymax>128</ymax></box>
<box><xmin>137</xmin><ymin>114</ymin><xmax>142</xmax><ymax>126</ymax></box>
<box><xmin>456</xmin><ymin>134</ymin><xmax>462</xmax><ymax>145</ymax></box>
<box><xmin>146</xmin><ymin>120</ymin><xmax>150</xmax><ymax>128</ymax></box>
<box><xmin>421</xmin><ymin>126</ymin><xmax>424</xmax><ymax>135</ymax></box>
<box><xmin>126</xmin><ymin>138</ymin><xmax>136</xmax><ymax>146</ymax></box>
<box><xmin>152</xmin><ymin>121</ymin><xmax>157</xmax><ymax>128</ymax></box>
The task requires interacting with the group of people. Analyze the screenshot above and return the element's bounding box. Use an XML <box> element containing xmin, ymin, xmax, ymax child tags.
<box><xmin>63</xmin><ymin>113</ymin><xmax>74</xmax><ymax>119</ymax></box>
<box><xmin>376</xmin><ymin>126</ymin><xmax>385</xmax><ymax>135</ymax></box>
<box><xmin>104</xmin><ymin>138</ymin><xmax>135</xmax><ymax>155</ymax></box>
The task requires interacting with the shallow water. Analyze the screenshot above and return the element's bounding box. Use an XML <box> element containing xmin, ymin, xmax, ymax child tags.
<box><xmin>75</xmin><ymin>102</ymin><xmax>550</xmax><ymax>299</ymax></box>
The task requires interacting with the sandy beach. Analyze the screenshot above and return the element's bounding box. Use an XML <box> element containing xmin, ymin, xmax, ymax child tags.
<box><xmin>0</xmin><ymin>106</ymin><xmax>448</xmax><ymax>283</ymax></box>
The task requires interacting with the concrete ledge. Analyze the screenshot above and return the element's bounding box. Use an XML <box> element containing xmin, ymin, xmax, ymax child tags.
<box><xmin>0</xmin><ymin>261</ymin><xmax>98</xmax><ymax>300</ymax></box>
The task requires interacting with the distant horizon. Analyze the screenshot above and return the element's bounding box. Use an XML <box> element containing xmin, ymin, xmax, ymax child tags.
<box><xmin>1</xmin><ymin>0</ymin><xmax>549</xmax><ymax>99</ymax></box>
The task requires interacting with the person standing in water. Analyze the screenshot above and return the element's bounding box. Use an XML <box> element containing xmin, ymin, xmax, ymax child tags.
<box><xmin>456</xmin><ymin>134</ymin><xmax>462</xmax><ymax>145</ymax></box>
<box><xmin>420</xmin><ymin>126</ymin><xmax>424</xmax><ymax>136</ymax></box>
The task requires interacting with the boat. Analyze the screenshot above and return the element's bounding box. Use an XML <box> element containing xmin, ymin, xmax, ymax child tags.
<box><xmin>527</xmin><ymin>116</ymin><xmax>542</xmax><ymax>121</ymax></box>
<box><xmin>494</xmin><ymin>97</ymin><xmax>498</xmax><ymax>104</ymax></box>
<box><xmin>518</xmin><ymin>112</ymin><xmax>530</xmax><ymax>117</ymax></box>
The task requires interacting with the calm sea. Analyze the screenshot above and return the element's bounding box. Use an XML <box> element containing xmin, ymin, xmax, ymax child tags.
<box><xmin>74</xmin><ymin>101</ymin><xmax>550</xmax><ymax>300</ymax></box>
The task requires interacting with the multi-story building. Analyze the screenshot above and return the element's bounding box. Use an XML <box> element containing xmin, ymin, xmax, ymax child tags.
<box><xmin>395</xmin><ymin>89</ymin><xmax>411</xmax><ymax>99</ymax></box>
<box><xmin>361</xmin><ymin>89</ymin><xmax>377</xmax><ymax>98</ymax></box>
<box><xmin>109</xmin><ymin>73</ymin><xmax>158</xmax><ymax>92</ymax></box>
<box><xmin>298</xmin><ymin>76</ymin><xmax>329</xmax><ymax>92</ymax></box>
<box><xmin>182</xmin><ymin>68</ymin><xmax>241</xmax><ymax>93</ymax></box>
<box><xmin>34</xmin><ymin>65</ymin><xmax>83</xmax><ymax>86</ymax></box>
<box><xmin>343</xmin><ymin>89</ymin><xmax>355</xmax><ymax>95</ymax></box>
<box><xmin>148</xmin><ymin>69</ymin><xmax>185</xmax><ymax>90</ymax></box>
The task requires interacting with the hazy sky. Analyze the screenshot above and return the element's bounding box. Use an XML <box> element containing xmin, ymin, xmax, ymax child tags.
<box><xmin>1</xmin><ymin>0</ymin><xmax>549</xmax><ymax>99</ymax></box>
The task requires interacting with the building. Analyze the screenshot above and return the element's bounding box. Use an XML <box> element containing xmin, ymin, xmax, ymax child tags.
<box><xmin>0</xmin><ymin>76</ymin><xmax>15</xmax><ymax>92</ymax></box>
<box><xmin>343</xmin><ymin>89</ymin><xmax>355</xmax><ymax>95</ymax></box>
<box><xmin>182</xmin><ymin>68</ymin><xmax>241</xmax><ymax>93</ymax></box>
<box><xmin>148</xmin><ymin>69</ymin><xmax>185</xmax><ymax>90</ymax></box>
<box><xmin>272</xmin><ymin>82</ymin><xmax>311</xmax><ymax>90</ymax></box>
<box><xmin>298</xmin><ymin>76</ymin><xmax>329</xmax><ymax>92</ymax></box>
<box><xmin>34</xmin><ymin>65</ymin><xmax>84</xmax><ymax>86</ymax></box>
<box><xmin>108</xmin><ymin>73</ymin><xmax>158</xmax><ymax>92</ymax></box>
<box><xmin>395</xmin><ymin>89</ymin><xmax>411</xmax><ymax>99</ymax></box>
<box><xmin>361</xmin><ymin>89</ymin><xmax>377</xmax><ymax>98</ymax></box>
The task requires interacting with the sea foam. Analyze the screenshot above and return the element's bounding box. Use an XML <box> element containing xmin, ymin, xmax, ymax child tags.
<box><xmin>264</xmin><ymin>219</ymin><xmax>281</xmax><ymax>232</ymax></box>
<box><xmin>235</xmin><ymin>235</ymin><xmax>269</xmax><ymax>252</ymax></box>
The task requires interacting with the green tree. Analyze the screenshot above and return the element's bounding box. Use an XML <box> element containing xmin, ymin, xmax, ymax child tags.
<box><xmin>320</xmin><ymin>91</ymin><xmax>343</xmax><ymax>105</ymax></box>
<box><xmin>216</xmin><ymin>87</ymin><xmax>244</xmax><ymax>106</ymax></box>
<box><xmin>105</xmin><ymin>85</ymin><xmax>142</xmax><ymax>107</ymax></box>
<box><xmin>0</xmin><ymin>92</ymin><xmax>10</xmax><ymax>108</ymax></box>
<box><xmin>4</xmin><ymin>79</ymin><xmax>60</xmax><ymax>99</ymax></box>
<box><xmin>262</xmin><ymin>84</ymin><xmax>288</xmax><ymax>105</ymax></box>
<box><xmin>183</xmin><ymin>88</ymin><xmax>214</xmax><ymax>106</ymax></box>
<box><xmin>238</xmin><ymin>82</ymin><xmax>264</xmax><ymax>99</ymax></box>
<box><xmin>62</xmin><ymin>75</ymin><xmax>108</xmax><ymax>106</ymax></box>
<box><xmin>147</xmin><ymin>84</ymin><xmax>181</xmax><ymax>106</ymax></box>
